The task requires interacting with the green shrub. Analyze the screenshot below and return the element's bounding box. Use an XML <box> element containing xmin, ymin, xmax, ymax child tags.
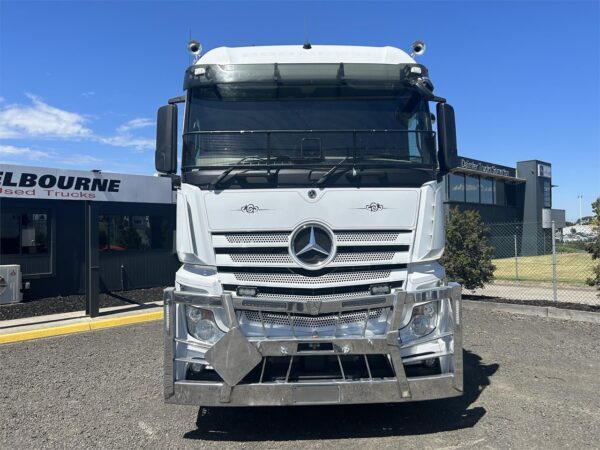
<box><xmin>441</xmin><ymin>208</ymin><xmax>495</xmax><ymax>290</ymax></box>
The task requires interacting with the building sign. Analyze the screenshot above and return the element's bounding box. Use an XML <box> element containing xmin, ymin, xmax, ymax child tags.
<box><xmin>458</xmin><ymin>157</ymin><xmax>516</xmax><ymax>178</ymax></box>
<box><xmin>0</xmin><ymin>164</ymin><xmax>173</xmax><ymax>204</ymax></box>
<box><xmin>537</xmin><ymin>163</ymin><xmax>552</xmax><ymax>178</ymax></box>
<box><xmin>542</xmin><ymin>208</ymin><xmax>566</xmax><ymax>229</ymax></box>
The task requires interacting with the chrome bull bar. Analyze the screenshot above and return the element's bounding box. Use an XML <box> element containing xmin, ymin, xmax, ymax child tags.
<box><xmin>163</xmin><ymin>283</ymin><xmax>462</xmax><ymax>406</ymax></box>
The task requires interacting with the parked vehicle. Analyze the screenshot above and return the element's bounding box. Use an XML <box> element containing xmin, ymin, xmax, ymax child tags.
<box><xmin>156</xmin><ymin>41</ymin><xmax>463</xmax><ymax>406</ymax></box>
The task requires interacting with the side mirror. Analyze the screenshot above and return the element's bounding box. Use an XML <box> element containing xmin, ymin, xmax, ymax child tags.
<box><xmin>155</xmin><ymin>104</ymin><xmax>178</xmax><ymax>174</ymax></box>
<box><xmin>436</xmin><ymin>103</ymin><xmax>458</xmax><ymax>175</ymax></box>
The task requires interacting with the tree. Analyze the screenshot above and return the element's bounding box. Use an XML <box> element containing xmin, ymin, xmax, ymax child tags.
<box><xmin>586</xmin><ymin>197</ymin><xmax>600</xmax><ymax>293</ymax></box>
<box><xmin>441</xmin><ymin>208</ymin><xmax>496</xmax><ymax>290</ymax></box>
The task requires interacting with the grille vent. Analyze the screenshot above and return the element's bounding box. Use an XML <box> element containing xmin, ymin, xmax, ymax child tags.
<box><xmin>218</xmin><ymin>230</ymin><xmax>408</xmax><ymax>245</ymax></box>
<box><xmin>229</xmin><ymin>251</ymin><xmax>396</xmax><ymax>264</ymax></box>
<box><xmin>224</xmin><ymin>233</ymin><xmax>288</xmax><ymax>244</ymax></box>
<box><xmin>233</xmin><ymin>270</ymin><xmax>392</xmax><ymax>285</ymax></box>
<box><xmin>242</xmin><ymin>308</ymin><xmax>386</xmax><ymax>328</ymax></box>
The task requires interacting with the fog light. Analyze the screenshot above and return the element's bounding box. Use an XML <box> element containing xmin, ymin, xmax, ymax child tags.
<box><xmin>185</xmin><ymin>306</ymin><xmax>224</xmax><ymax>344</ymax></box>
<box><xmin>370</xmin><ymin>284</ymin><xmax>391</xmax><ymax>295</ymax></box>
<box><xmin>237</xmin><ymin>286</ymin><xmax>258</xmax><ymax>297</ymax></box>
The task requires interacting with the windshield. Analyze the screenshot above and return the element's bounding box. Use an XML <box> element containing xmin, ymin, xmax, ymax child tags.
<box><xmin>182</xmin><ymin>84</ymin><xmax>435</xmax><ymax>169</ymax></box>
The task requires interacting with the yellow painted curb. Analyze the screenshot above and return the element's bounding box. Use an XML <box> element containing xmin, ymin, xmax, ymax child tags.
<box><xmin>0</xmin><ymin>310</ymin><xmax>164</xmax><ymax>345</ymax></box>
<box><xmin>89</xmin><ymin>310</ymin><xmax>164</xmax><ymax>331</ymax></box>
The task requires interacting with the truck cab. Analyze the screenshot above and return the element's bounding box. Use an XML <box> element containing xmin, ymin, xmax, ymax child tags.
<box><xmin>157</xmin><ymin>43</ymin><xmax>463</xmax><ymax>406</ymax></box>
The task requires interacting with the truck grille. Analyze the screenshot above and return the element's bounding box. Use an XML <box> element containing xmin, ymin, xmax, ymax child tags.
<box><xmin>213</xmin><ymin>229</ymin><xmax>411</xmax><ymax>294</ymax></box>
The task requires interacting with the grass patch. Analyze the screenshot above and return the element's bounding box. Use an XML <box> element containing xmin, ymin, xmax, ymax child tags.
<box><xmin>492</xmin><ymin>252</ymin><xmax>593</xmax><ymax>284</ymax></box>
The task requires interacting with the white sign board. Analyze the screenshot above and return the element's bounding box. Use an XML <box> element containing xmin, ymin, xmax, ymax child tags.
<box><xmin>0</xmin><ymin>164</ymin><xmax>174</xmax><ymax>204</ymax></box>
<box><xmin>537</xmin><ymin>164</ymin><xmax>552</xmax><ymax>178</ymax></box>
<box><xmin>542</xmin><ymin>208</ymin><xmax>566</xmax><ymax>229</ymax></box>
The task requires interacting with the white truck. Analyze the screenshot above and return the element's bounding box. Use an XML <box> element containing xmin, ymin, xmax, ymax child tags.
<box><xmin>156</xmin><ymin>41</ymin><xmax>463</xmax><ymax>407</ymax></box>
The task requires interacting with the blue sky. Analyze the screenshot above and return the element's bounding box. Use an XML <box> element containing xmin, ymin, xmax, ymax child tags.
<box><xmin>0</xmin><ymin>0</ymin><xmax>598</xmax><ymax>220</ymax></box>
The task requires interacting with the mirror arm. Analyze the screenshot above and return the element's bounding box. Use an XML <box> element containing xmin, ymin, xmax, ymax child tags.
<box><xmin>409</xmin><ymin>78</ymin><xmax>446</xmax><ymax>103</ymax></box>
<box><xmin>168</xmin><ymin>96</ymin><xmax>186</xmax><ymax>105</ymax></box>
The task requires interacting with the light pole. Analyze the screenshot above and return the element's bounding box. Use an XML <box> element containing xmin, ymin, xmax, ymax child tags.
<box><xmin>578</xmin><ymin>194</ymin><xmax>583</xmax><ymax>224</ymax></box>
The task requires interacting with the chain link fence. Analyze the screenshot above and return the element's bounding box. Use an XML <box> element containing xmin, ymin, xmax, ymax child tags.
<box><xmin>470</xmin><ymin>221</ymin><xmax>599</xmax><ymax>305</ymax></box>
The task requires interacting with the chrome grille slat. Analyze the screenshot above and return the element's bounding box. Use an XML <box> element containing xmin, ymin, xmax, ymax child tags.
<box><xmin>333</xmin><ymin>252</ymin><xmax>396</xmax><ymax>262</ymax></box>
<box><xmin>229</xmin><ymin>251</ymin><xmax>397</xmax><ymax>264</ymax></box>
<box><xmin>230</xmin><ymin>253</ymin><xmax>293</xmax><ymax>263</ymax></box>
<box><xmin>336</xmin><ymin>231</ymin><xmax>401</xmax><ymax>242</ymax></box>
<box><xmin>243</xmin><ymin>308</ymin><xmax>385</xmax><ymax>328</ymax></box>
<box><xmin>233</xmin><ymin>270</ymin><xmax>392</xmax><ymax>285</ymax></box>
<box><xmin>224</xmin><ymin>233</ymin><xmax>289</xmax><ymax>244</ymax></box>
<box><xmin>217</xmin><ymin>230</ymin><xmax>410</xmax><ymax>245</ymax></box>
<box><xmin>254</xmin><ymin>291</ymin><xmax>371</xmax><ymax>302</ymax></box>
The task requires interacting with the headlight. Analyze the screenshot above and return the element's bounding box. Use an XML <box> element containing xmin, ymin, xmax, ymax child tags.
<box><xmin>401</xmin><ymin>301</ymin><xmax>438</xmax><ymax>341</ymax></box>
<box><xmin>185</xmin><ymin>306</ymin><xmax>224</xmax><ymax>344</ymax></box>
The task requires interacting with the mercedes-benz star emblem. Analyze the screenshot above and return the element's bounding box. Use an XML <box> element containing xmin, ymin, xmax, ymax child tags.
<box><xmin>290</xmin><ymin>223</ymin><xmax>335</xmax><ymax>269</ymax></box>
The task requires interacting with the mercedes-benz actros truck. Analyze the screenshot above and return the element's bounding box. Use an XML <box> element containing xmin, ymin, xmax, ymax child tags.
<box><xmin>157</xmin><ymin>41</ymin><xmax>463</xmax><ymax>407</ymax></box>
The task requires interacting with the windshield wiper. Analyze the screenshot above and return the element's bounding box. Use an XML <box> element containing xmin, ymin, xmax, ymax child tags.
<box><xmin>316</xmin><ymin>156</ymin><xmax>358</xmax><ymax>186</ymax></box>
<box><xmin>209</xmin><ymin>155</ymin><xmax>292</xmax><ymax>189</ymax></box>
<box><xmin>209</xmin><ymin>156</ymin><xmax>258</xmax><ymax>189</ymax></box>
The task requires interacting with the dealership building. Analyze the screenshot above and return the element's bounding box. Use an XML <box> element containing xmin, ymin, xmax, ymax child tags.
<box><xmin>0</xmin><ymin>164</ymin><xmax>178</xmax><ymax>306</ymax></box>
<box><xmin>1</xmin><ymin>157</ymin><xmax>563</xmax><ymax>303</ymax></box>
<box><xmin>444</xmin><ymin>156</ymin><xmax>565</xmax><ymax>256</ymax></box>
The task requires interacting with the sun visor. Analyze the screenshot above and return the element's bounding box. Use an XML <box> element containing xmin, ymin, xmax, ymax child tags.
<box><xmin>183</xmin><ymin>63</ymin><xmax>430</xmax><ymax>90</ymax></box>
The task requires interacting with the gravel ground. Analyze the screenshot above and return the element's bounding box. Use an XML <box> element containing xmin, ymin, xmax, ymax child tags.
<box><xmin>0</xmin><ymin>287</ymin><xmax>165</xmax><ymax>321</ymax></box>
<box><xmin>0</xmin><ymin>308</ymin><xmax>599</xmax><ymax>449</ymax></box>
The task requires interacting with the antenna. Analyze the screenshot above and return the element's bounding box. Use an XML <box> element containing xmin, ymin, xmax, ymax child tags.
<box><xmin>188</xmin><ymin>29</ymin><xmax>192</xmax><ymax>65</ymax></box>
<box><xmin>303</xmin><ymin>15</ymin><xmax>311</xmax><ymax>49</ymax></box>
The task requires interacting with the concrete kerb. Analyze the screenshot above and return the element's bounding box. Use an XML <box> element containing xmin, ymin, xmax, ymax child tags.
<box><xmin>0</xmin><ymin>302</ymin><xmax>164</xmax><ymax>345</ymax></box>
<box><xmin>1</xmin><ymin>299</ymin><xmax>598</xmax><ymax>345</ymax></box>
<box><xmin>463</xmin><ymin>300</ymin><xmax>600</xmax><ymax>324</ymax></box>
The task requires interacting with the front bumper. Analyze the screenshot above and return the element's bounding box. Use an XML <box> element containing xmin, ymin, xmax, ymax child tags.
<box><xmin>163</xmin><ymin>284</ymin><xmax>462</xmax><ymax>406</ymax></box>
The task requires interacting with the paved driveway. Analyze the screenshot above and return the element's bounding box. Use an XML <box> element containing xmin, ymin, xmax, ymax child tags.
<box><xmin>1</xmin><ymin>308</ymin><xmax>598</xmax><ymax>449</ymax></box>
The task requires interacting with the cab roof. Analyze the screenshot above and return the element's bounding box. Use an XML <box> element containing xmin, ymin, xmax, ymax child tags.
<box><xmin>195</xmin><ymin>45</ymin><xmax>416</xmax><ymax>66</ymax></box>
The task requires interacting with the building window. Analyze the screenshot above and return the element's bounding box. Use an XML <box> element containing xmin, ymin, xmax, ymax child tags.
<box><xmin>0</xmin><ymin>211</ymin><xmax>50</xmax><ymax>255</ymax></box>
<box><xmin>480</xmin><ymin>177</ymin><xmax>494</xmax><ymax>204</ymax></box>
<box><xmin>465</xmin><ymin>174</ymin><xmax>480</xmax><ymax>203</ymax></box>
<box><xmin>543</xmin><ymin>180</ymin><xmax>551</xmax><ymax>208</ymax></box>
<box><xmin>505</xmin><ymin>183</ymin><xmax>517</xmax><ymax>206</ymax></box>
<box><xmin>99</xmin><ymin>215</ymin><xmax>172</xmax><ymax>251</ymax></box>
<box><xmin>447</xmin><ymin>173</ymin><xmax>465</xmax><ymax>202</ymax></box>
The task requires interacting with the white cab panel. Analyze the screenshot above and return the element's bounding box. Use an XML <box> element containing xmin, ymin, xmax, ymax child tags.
<box><xmin>202</xmin><ymin>188</ymin><xmax>419</xmax><ymax>231</ymax></box>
